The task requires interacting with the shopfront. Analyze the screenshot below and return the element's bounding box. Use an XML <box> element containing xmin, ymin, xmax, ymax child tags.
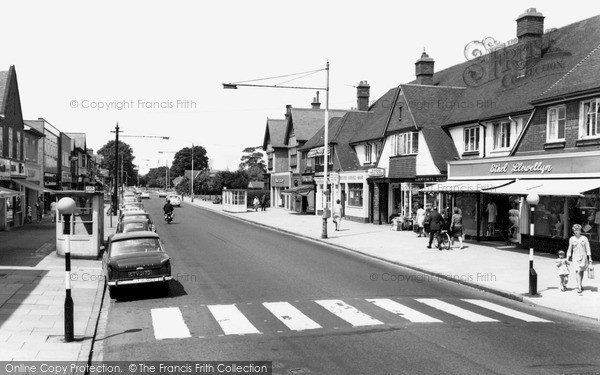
<box><xmin>338</xmin><ymin>171</ymin><xmax>369</xmax><ymax>223</ymax></box>
<box><xmin>441</xmin><ymin>152</ymin><xmax>600</xmax><ymax>257</ymax></box>
<box><xmin>270</xmin><ymin>173</ymin><xmax>291</xmax><ymax>209</ymax></box>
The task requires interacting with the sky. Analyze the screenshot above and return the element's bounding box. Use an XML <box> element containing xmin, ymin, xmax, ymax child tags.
<box><xmin>2</xmin><ymin>1</ymin><xmax>600</xmax><ymax>174</ymax></box>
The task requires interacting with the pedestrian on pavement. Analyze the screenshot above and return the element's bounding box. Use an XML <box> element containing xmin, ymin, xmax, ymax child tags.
<box><xmin>450</xmin><ymin>207</ymin><xmax>464</xmax><ymax>249</ymax></box>
<box><xmin>555</xmin><ymin>250</ymin><xmax>570</xmax><ymax>291</ymax></box>
<box><xmin>26</xmin><ymin>205</ymin><xmax>33</xmax><ymax>224</ymax></box>
<box><xmin>260</xmin><ymin>194</ymin><xmax>267</xmax><ymax>211</ymax></box>
<box><xmin>423</xmin><ymin>205</ymin><xmax>432</xmax><ymax>237</ymax></box>
<box><xmin>427</xmin><ymin>207</ymin><xmax>445</xmax><ymax>250</ymax></box>
<box><xmin>253</xmin><ymin>196</ymin><xmax>260</xmax><ymax>212</ymax></box>
<box><xmin>35</xmin><ymin>200</ymin><xmax>42</xmax><ymax>222</ymax></box>
<box><xmin>566</xmin><ymin>224</ymin><xmax>593</xmax><ymax>294</ymax></box>
<box><xmin>416</xmin><ymin>205</ymin><xmax>426</xmax><ymax>237</ymax></box>
<box><xmin>333</xmin><ymin>199</ymin><xmax>343</xmax><ymax>231</ymax></box>
<box><xmin>50</xmin><ymin>200</ymin><xmax>57</xmax><ymax>223</ymax></box>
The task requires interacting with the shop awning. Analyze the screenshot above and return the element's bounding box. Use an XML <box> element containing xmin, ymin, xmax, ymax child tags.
<box><xmin>420</xmin><ymin>179</ymin><xmax>513</xmax><ymax>193</ymax></box>
<box><xmin>13</xmin><ymin>179</ymin><xmax>60</xmax><ymax>194</ymax></box>
<box><xmin>485</xmin><ymin>178</ymin><xmax>600</xmax><ymax>196</ymax></box>
<box><xmin>282</xmin><ymin>185</ymin><xmax>314</xmax><ymax>196</ymax></box>
<box><xmin>0</xmin><ymin>187</ymin><xmax>21</xmax><ymax>197</ymax></box>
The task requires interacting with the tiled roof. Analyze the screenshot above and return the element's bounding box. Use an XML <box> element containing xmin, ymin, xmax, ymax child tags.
<box><xmin>0</xmin><ymin>70</ymin><xmax>8</xmax><ymax>114</ymax></box>
<box><xmin>421</xmin><ymin>14</ymin><xmax>600</xmax><ymax>124</ymax></box>
<box><xmin>285</xmin><ymin>107</ymin><xmax>350</xmax><ymax>143</ymax></box>
<box><xmin>350</xmin><ymin>87</ymin><xmax>399</xmax><ymax>144</ymax></box>
<box><xmin>262</xmin><ymin>118</ymin><xmax>287</xmax><ymax>150</ymax></box>
<box><xmin>300</xmin><ymin>112</ymin><xmax>373</xmax><ymax>172</ymax></box>
<box><xmin>533</xmin><ymin>42</ymin><xmax>600</xmax><ymax>102</ymax></box>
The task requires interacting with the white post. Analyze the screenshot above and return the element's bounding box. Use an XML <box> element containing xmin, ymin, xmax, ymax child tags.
<box><xmin>321</xmin><ymin>60</ymin><xmax>330</xmax><ymax>239</ymax></box>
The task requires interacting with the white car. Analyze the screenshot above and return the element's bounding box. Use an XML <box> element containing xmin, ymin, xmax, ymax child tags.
<box><xmin>158</xmin><ymin>191</ymin><xmax>168</xmax><ymax>198</ymax></box>
<box><xmin>167</xmin><ymin>195</ymin><xmax>182</xmax><ymax>207</ymax></box>
<box><xmin>140</xmin><ymin>191</ymin><xmax>150</xmax><ymax>199</ymax></box>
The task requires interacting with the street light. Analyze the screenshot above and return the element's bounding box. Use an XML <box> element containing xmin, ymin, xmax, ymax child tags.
<box><xmin>158</xmin><ymin>151</ymin><xmax>177</xmax><ymax>190</ymax></box>
<box><xmin>526</xmin><ymin>193</ymin><xmax>540</xmax><ymax>296</ymax></box>
<box><xmin>57</xmin><ymin>197</ymin><xmax>76</xmax><ymax>342</ymax></box>
<box><xmin>222</xmin><ymin>62</ymin><xmax>331</xmax><ymax>238</ymax></box>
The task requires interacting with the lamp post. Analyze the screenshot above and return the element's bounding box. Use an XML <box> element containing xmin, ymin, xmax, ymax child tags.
<box><xmin>158</xmin><ymin>151</ymin><xmax>177</xmax><ymax>191</ymax></box>
<box><xmin>57</xmin><ymin>197</ymin><xmax>76</xmax><ymax>342</ymax></box>
<box><xmin>526</xmin><ymin>193</ymin><xmax>540</xmax><ymax>296</ymax></box>
<box><xmin>222</xmin><ymin>62</ymin><xmax>330</xmax><ymax>238</ymax></box>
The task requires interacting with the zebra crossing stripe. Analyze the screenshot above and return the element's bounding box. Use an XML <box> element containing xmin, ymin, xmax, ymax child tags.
<box><xmin>151</xmin><ymin>307</ymin><xmax>192</xmax><ymax>340</ymax></box>
<box><xmin>415</xmin><ymin>299</ymin><xmax>498</xmax><ymax>322</ymax></box>
<box><xmin>263</xmin><ymin>302</ymin><xmax>322</xmax><ymax>331</ymax></box>
<box><xmin>315</xmin><ymin>299</ymin><xmax>383</xmax><ymax>327</ymax></box>
<box><xmin>461</xmin><ymin>299</ymin><xmax>552</xmax><ymax>322</ymax></box>
<box><xmin>366</xmin><ymin>299</ymin><xmax>443</xmax><ymax>323</ymax></box>
<box><xmin>207</xmin><ymin>304</ymin><xmax>261</xmax><ymax>335</ymax></box>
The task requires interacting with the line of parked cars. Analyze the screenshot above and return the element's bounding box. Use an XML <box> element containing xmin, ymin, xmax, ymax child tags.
<box><xmin>103</xmin><ymin>190</ymin><xmax>172</xmax><ymax>299</ymax></box>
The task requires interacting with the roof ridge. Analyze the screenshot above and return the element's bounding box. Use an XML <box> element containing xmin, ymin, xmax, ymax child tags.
<box><xmin>401</xmin><ymin>83</ymin><xmax>466</xmax><ymax>90</ymax></box>
<box><xmin>541</xmin><ymin>42</ymin><xmax>600</xmax><ymax>96</ymax></box>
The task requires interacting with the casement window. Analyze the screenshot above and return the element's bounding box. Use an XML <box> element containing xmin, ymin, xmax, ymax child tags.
<box><xmin>391</xmin><ymin>132</ymin><xmax>418</xmax><ymax>156</ymax></box>
<box><xmin>289</xmin><ymin>147</ymin><xmax>297</xmax><ymax>167</ymax></box>
<box><xmin>464</xmin><ymin>126</ymin><xmax>480</xmax><ymax>152</ymax></box>
<box><xmin>0</xmin><ymin>126</ymin><xmax>3</xmax><ymax>156</ymax></box>
<box><xmin>493</xmin><ymin>121</ymin><xmax>511</xmax><ymax>149</ymax></box>
<box><xmin>365</xmin><ymin>143</ymin><xmax>372</xmax><ymax>163</ymax></box>
<box><xmin>547</xmin><ymin>105</ymin><xmax>566</xmax><ymax>141</ymax></box>
<box><xmin>581</xmin><ymin>99</ymin><xmax>600</xmax><ymax>138</ymax></box>
<box><xmin>348</xmin><ymin>183</ymin><xmax>363</xmax><ymax>207</ymax></box>
<box><xmin>8</xmin><ymin>128</ymin><xmax>13</xmax><ymax>158</ymax></box>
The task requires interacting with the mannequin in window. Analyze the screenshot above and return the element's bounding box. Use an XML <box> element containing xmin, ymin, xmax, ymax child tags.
<box><xmin>486</xmin><ymin>201</ymin><xmax>497</xmax><ymax>236</ymax></box>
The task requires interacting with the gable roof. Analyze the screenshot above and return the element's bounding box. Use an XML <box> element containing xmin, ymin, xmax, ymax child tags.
<box><xmin>262</xmin><ymin>118</ymin><xmax>287</xmax><ymax>150</ymax></box>
<box><xmin>284</xmin><ymin>107</ymin><xmax>350</xmax><ymax>144</ymax></box>
<box><xmin>350</xmin><ymin>87</ymin><xmax>399</xmax><ymax>144</ymax></box>
<box><xmin>0</xmin><ymin>70</ymin><xmax>8</xmax><ymax>114</ymax></box>
<box><xmin>65</xmin><ymin>132</ymin><xmax>87</xmax><ymax>151</ymax></box>
<box><xmin>532</xmin><ymin>42</ymin><xmax>600</xmax><ymax>103</ymax></box>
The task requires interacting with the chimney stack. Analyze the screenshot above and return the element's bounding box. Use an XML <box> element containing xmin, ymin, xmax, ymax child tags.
<box><xmin>285</xmin><ymin>104</ymin><xmax>292</xmax><ymax>119</ymax></box>
<box><xmin>311</xmin><ymin>92</ymin><xmax>321</xmax><ymax>109</ymax></box>
<box><xmin>516</xmin><ymin>8</ymin><xmax>544</xmax><ymax>66</ymax></box>
<box><xmin>415</xmin><ymin>50</ymin><xmax>435</xmax><ymax>85</ymax></box>
<box><xmin>357</xmin><ymin>81</ymin><xmax>370</xmax><ymax>111</ymax></box>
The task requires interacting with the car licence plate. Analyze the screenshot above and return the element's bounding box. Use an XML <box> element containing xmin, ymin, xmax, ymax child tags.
<box><xmin>128</xmin><ymin>270</ymin><xmax>153</xmax><ymax>277</ymax></box>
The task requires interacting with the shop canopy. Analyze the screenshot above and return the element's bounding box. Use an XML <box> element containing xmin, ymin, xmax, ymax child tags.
<box><xmin>484</xmin><ymin>178</ymin><xmax>600</xmax><ymax>196</ymax></box>
<box><xmin>420</xmin><ymin>179</ymin><xmax>513</xmax><ymax>194</ymax></box>
<box><xmin>13</xmin><ymin>179</ymin><xmax>60</xmax><ymax>193</ymax></box>
<box><xmin>282</xmin><ymin>185</ymin><xmax>314</xmax><ymax>196</ymax></box>
<box><xmin>0</xmin><ymin>186</ymin><xmax>21</xmax><ymax>197</ymax></box>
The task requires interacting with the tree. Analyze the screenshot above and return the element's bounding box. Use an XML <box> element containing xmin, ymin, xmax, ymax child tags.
<box><xmin>97</xmin><ymin>140</ymin><xmax>136</xmax><ymax>187</ymax></box>
<box><xmin>170</xmin><ymin>145</ymin><xmax>209</xmax><ymax>178</ymax></box>
<box><xmin>145</xmin><ymin>166</ymin><xmax>168</xmax><ymax>188</ymax></box>
<box><xmin>239</xmin><ymin>146</ymin><xmax>266</xmax><ymax>181</ymax></box>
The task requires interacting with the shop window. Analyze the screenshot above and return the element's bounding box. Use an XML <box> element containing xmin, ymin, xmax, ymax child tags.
<box><xmin>568</xmin><ymin>190</ymin><xmax>600</xmax><ymax>242</ymax></box>
<box><xmin>547</xmin><ymin>105</ymin><xmax>566</xmax><ymax>141</ymax></box>
<box><xmin>464</xmin><ymin>127</ymin><xmax>479</xmax><ymax>153</ymax></box>
<box><xmin>348</xmin><ymin>183</ymin><xmax>363</xmax><ymax>207</ymax></box>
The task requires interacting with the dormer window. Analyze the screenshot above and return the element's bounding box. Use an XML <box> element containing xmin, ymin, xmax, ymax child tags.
<box><xmin>365</xmin><ymin>143</ymin><xmax>372</xmax><ymax>163</ymax></box>
<box><xmin>391</xmin><ymin>132</ymin><xmax>418</xmax><ymax>156</ymax></box>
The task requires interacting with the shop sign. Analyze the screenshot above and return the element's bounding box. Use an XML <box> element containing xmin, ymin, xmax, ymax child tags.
<box><xmin>0</xmin><ymin>158</ymin><xmax>10</xmax><ymax>178</ymax></box>
<box><xmin>414</xmin><ymin>176</ymin><xmax>446</xmax><ymax>182</ymax></box>
<box><xmin>368</xmin><ymin>168</ymin><xmax>385</xmax><ymax>177</ymax></box>
<box><xmin>490</xmin><ymin>161</ymin><xmax>552</xmax><ymax>175</ymax></box>
<box><xmin>328</xmin><ymin>172</ymin><xmax>339</xmax><ymax>184</ymax></box>
<box><xmin>340</xmin><ymin>174</ymin><xmax>365</xmax><ymax>182</ymax></box>
<box><xmin>271</xmin><ymin>174</ymin><xmax>290</xmax><ymax>187</ymax></box>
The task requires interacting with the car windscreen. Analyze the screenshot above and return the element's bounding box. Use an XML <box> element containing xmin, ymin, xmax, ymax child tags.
<box><xmin>110</xmin><ymin>238</ymin><xmax>163</xmax><ymax>256</ymax></box>
<box><xmin>123</xmin><ymin>222</ymin><xmax>148</xmax><ymax>232</ymax></box>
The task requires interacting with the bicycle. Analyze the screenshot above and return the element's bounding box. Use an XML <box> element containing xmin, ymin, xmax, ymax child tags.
<box><xmin>432</xmin><ymin>229</ymin><xmax>452</xmax><ymax>250</ymax></box>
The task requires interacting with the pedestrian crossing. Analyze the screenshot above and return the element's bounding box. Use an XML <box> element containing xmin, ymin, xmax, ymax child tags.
<box><xmin>150</xmin><ymin>298</ymin><xmax>552</xmax><ymax>340</ymax></box>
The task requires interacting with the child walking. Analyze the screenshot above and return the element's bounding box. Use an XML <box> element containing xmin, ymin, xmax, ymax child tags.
<box><xmin>556</xmin><ymin>250</ymin><xmax>570</xmax><ymax>291</ymax></box>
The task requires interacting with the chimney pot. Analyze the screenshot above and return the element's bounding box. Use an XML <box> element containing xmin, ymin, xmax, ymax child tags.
<box><xmin>311</xmin><ymin>92</ymin><xmax>321</xmax><ymax>109</ymax></box>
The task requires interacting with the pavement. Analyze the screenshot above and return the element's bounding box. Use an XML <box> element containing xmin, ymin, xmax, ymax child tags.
<box><xmin>0</xmin><ymin>196</ymin><xmax>598</xmax><ymax>369</ymax></box>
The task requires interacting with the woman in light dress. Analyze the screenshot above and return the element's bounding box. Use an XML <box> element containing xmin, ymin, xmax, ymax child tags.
<box><xmin>566</xmin><ymin>224</ymin><xmax>593</xmax><ymax>294</ymax></box>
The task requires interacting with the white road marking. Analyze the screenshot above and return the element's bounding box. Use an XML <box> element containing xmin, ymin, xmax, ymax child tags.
<box><xmin>367</xmin><ymin>298</ymin><xmax>443</xmax><ymax>323</ymax></box>
<box><xmin>461</xmin><ymin>299</ymin><xmax>552</xmax><ymax>322</ymax></box>
<box><xmin>207</xmin><ymin>304</ymin><xmax>261</xmax><ymax>335</ymax></box>
<box><xmin>315</xmin><ymin>299</ymin><xmax>383</xmax><ymax>327</ymax></box>
<box><xmin>151</xmin><ymin>307</ymin><xmax>192</xmax><ymax>340</ymax></box>
<box><xmin>263</xmin><ymin>302</ymin><xmax>322</xmax><ymax>331</ymax></box>
<box><xmin>415</xmin><ymin>299</ymin><xmax>498</xmax><ymax>322</ymax></box>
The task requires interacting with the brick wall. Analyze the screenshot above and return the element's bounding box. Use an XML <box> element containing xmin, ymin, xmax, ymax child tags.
<box><xmin>389</xmin><ymin>156</ymin><xmax>417</xmax><ymax>178</ymax></box>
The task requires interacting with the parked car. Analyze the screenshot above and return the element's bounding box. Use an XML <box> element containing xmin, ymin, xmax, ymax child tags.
<box><xmin>103</xmin><ymin>231</ymin><xmax>172</xmax><ymax>299</ymax></box>
<box><xmin>158</xmin><ymin>191</ymin><xmax>168</xmax><ymax>198</ymax></box>
<box><xmin>119</xmin><ymin>210</ymin><xmax>155</xmax><ymax>231</ymax></box>
<box><xmin>167</xmin><ymin>194</ymin><xmax>182</xmax><ymax>207</ymax></box>
<box><xmin>116</xmin><ymin>218</ymin><xmax>153</xmax><ymax>234</ymax></box>
<box><xmin>140</xmin><ymin>191</ymin><xmax>151</xmax><ymax>199</ymax></box>
<box><xmin>123</xmin><ymin>202</ymin><xmax>145</xmax><ymax>212</ymax></box>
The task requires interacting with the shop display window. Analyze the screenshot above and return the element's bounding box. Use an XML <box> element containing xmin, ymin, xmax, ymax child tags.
<box><xmin>568</xmin><ymin>190</ymin><xmax>599</xmax><ymax>242</ymax></box>
<box><xmin>348</xmin><ymin>183</ymin><xmax>363</xmax><ymax>207</ymax></box>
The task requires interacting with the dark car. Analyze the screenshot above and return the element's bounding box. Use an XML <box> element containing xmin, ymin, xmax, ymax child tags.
<box><xmin>116</xmin><ymin>218</ymin><xmax>153</xmax><ymax>234</ymax></box>
<box><xmin>103</xmin><ymin>231</ymin><xmax>172</xmax><ymax>299</ymax></box>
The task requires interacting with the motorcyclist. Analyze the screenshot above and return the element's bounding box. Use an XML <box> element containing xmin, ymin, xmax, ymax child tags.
<box><xmin>163</xmin><ymin>199</ymin><xmax>174</xmax><ymax>220</ymax></box>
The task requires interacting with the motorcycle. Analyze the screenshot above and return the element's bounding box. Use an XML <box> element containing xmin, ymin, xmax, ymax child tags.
<box><xmin>164</xmin><ymin>212</ymin><xmax>174</xmax><ymax>224</ymax></box>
